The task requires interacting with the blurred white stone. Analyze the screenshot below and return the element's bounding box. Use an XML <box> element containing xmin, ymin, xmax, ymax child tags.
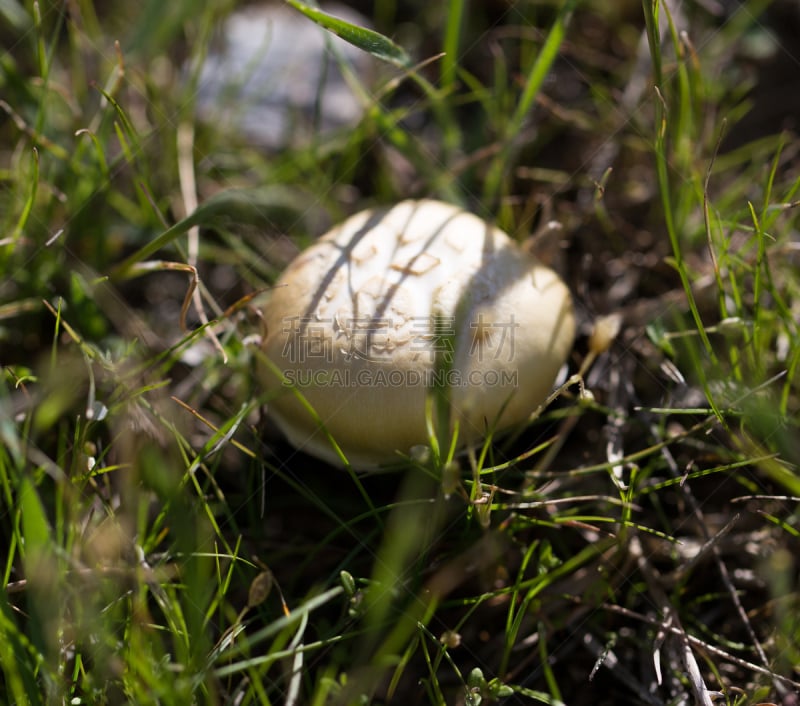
<box><xmin>195</xmin><ymin>3</ymin><xmax>373</xmax><ymax>147</ymax></box>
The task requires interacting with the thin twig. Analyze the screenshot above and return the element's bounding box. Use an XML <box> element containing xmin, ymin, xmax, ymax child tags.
<box><xmin>598</xmin><ymin>601</ymin><xmax>800</xmax><ymax>691</ymax></box>
<box><xmin>650</xmin><ymin>418</ymin><xmax>787</xmax><ymax>698</ymax></box>
<box><xmin>177</xmin><ymin>120</ymin><xmax>228</xmax><ymax>363</ymax></box>
<box><xmin>628</xmin><ymin>535</ymin><xmax>714</xmax><ymax>706</ymax></box>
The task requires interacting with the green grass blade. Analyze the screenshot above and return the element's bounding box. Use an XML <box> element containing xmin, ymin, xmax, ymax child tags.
<box><xmin>19</xmin><ymin>476</ymin><xmax>51</xmax><ymax>568</ymax></box>
<box><xmin>441</xmin><ymin>0</ymin><xmax>465</xmax><ymax>90</ymax></box>
<box><xmin>483</xmin><ymin>0</ymin><xmax>577</xmax><ymax>203</ymax></box>
<box><xmin>8</xmin><ymin>147</ymin><xmax>38</xmax><ymax>249</ymax></box>
<box><xmin>284</xmin><ymin>0</ymin><xmax>411</xmax><ymax>68</ymax></box>
<box><xmin>110</xmin><ymin>188</ymin><xmax>300</xmax><ymax>280</ymax></box>
<box><xmin>0</xmin><ymin>589</ymin><xmax>42</xmax><ymax>705</ymax></box>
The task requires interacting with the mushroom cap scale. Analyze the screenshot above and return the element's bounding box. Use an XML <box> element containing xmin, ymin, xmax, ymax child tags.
<box><xmin>259</xmin><ymin>199</ymin><xmax>575</xmax><ymax>469</ymax></box>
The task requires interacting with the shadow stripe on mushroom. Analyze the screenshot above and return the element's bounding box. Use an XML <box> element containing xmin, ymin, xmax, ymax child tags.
<box><xmin>258</xmin><ymin>199</ymin><xmax>576</xmax><ymax>469</ymax></box>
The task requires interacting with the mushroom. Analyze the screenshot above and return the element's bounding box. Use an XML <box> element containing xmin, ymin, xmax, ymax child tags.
<box><xmin>258</xmin><ymin>199</ymin><xmax>575</xmax><ymax>469</ymax></box>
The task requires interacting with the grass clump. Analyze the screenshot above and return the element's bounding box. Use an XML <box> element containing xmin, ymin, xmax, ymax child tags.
<box><xmin>1</xmin><ymin>0</ymin><xmax>799</xmax><ymax>704</ymax></box>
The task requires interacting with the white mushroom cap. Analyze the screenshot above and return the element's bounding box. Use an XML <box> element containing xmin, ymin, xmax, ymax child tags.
<box><xmin>258</xmin><ymin>199</ymin><xmax>575</xmax><ymax>469</ymax></box>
